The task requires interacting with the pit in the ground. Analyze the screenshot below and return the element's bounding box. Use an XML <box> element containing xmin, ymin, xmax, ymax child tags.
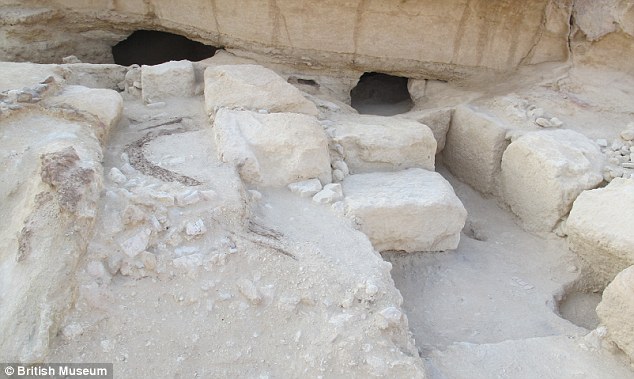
<box><xmin>558</xmin><ymin>290</ymin><xmax>602</xmax><ymax>330</ymax></box>
<box><xmin>350</xmin><ymin>72</ymin><xmax>413</xmax><ymax>116</ymax></box>
<box><xmin>112</xmin><ymin>30</ymin><xmax>218</xmax><ymax>66</ymax></box>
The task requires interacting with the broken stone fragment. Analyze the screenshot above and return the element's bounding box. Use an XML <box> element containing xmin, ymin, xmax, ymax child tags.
<box><xmin>288</xmin><ymin>178</ymin><xmax>322</xmax><ymax>198</ymax></box>
<box><xmin>312</xmin><ymin>183</ymin><xmax>343</xmax><ymax>204</ymax></box>
<box><xmin>549</xmin><ymin>117</ymin><xmax>564</xmax><ymax>127</ymax></box>
<box><xmin>185</xmin><ymin>219</ymin><xmax>206</xmax><ymax>237</ymax></box>
<box><xmin>176</xmin><ymin>190</ymin><xmax>201</xmax><ymax>206</ymax></box>
<box><xmin>332</xmin><ymin>169</ymin><xmax>345</xmax><ymax>182</ymax></box>
<box><xmin>237</xmin><ymin>278</ymin><xmax>262</xmax><ymax>305</ymax></box>
<box><xmin>332</xmin><ymin>160</ymin><xmax>350</xmax><ymax>176</ymax></box>
<box><xmin>108</xmin><ymin>167</ymin><xmax>127</xmax><ymax>185</ymax></box>
<box><xmin>535</xmin><ymin>117</ymin><xmax>553</xmax><ymax>127</ymax></box>
<box><xmin>119</xmin><ymin>228</ymin><xmax>152</xmax><ymax>258</ymax></box>
<box><xmin>596</xmin><ymin>265</ymin><xmax>634</xmax><ymax>361</ymax></box>
<box><xmin>621</xmin><ymin>128</ymin><xmax>634</xmax><ymax>141</ymax></box>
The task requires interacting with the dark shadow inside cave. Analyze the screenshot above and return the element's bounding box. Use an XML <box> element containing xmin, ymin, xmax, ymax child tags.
<box><xmin>350</xmin><ymin>72</ymin><xmax>414</xmax><ymax>116</ymax></box>
<box><xmin>112</xmin><ymin>30</ymin><xmax>218</xmax><ymax>66</ymax></box>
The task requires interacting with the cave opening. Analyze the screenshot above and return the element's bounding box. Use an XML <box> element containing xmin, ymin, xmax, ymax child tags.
<box><xmin>112</xmin><ymin>30</ymin><xmax>218</xmax><ymax>66</ymax></box>
<box><xmin>350</xmin><ymin>72</ymin><xmax>413</xmax><ymax>116</ymax></box>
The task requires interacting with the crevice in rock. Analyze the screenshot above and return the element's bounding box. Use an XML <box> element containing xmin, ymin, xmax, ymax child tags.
<box><xmin>112</xmin><ymin>30</ymin><xmax>219</xmax><ymax>66</ymax></box>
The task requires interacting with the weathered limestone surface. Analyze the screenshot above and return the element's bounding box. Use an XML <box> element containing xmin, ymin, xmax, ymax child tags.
<box><xmin>343</xmin><ymin>169</ymin><xmax>467</xmax><ymax>252</ymax></box>
<box><xmin>501</xmin><ymin>129</ymin><xmax>604</xmax><ymax>232</ymax></box>
<box><xmin>44</xmin><ymin>85</ymin><xmax>123</xmax><ymax>129</ymax></box>
<box><xmin>597</xmin><ymin>265</ymin><xmax>634</xmax><ymax>362</ymax></box>
<box><xmin>204</xmin><ymin>64</ymin><xmax>318</xmax><ymax>116</ymax></box>
<box><xmin>331</xmin><ymin>114</ymin><xmax>436</xmax><ymax>174</ymax></box>
<box><xmin>443</xmin><ymin>104</ymin><xmax>510</xmax><ymax>197</ymax></box>
<box><xmin>567</xmin><ymin>178</ymin><xmax>634</xmax><ymax>285</ymax></box>
<box><xmin>0</xmin><ymin>0</ymin><xmax>575</xmax><ymax>79</ymax></box>
<box><xmin>398</xmin><ymin>108</ymin><xmax>452</xmax><ymax>154</ymax></box>
<box><xmin>0</xmin><ymin>113</ymin><xmax>104</xmax><ymax>362</ymax></box>
<box><xmin>213</xmin><ymin>108</ymin><xmax>331</xmax><ymax>187</ymax></box>
<box><xmin>141</xmin><ymin>60</ymin><xmax>195</xmax><ymax>102</ymax></box>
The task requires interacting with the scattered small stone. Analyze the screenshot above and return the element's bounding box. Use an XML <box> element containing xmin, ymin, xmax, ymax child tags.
<box><xmin>200</xmin><ymin>189</ymin><xmax>218</xmax><ymax>201</ymax></box>
<box><xmin>535</xmin><ymin>117</ymin><xmax>552</xmax><ymax>128</ymax></box>
<box><xmin>332</xmin><ymin>169</ymin><xmax>344</xmax><ymax>182</ymax></box>
<box><xmin>174</xmin><ymin>246</ymin><xmax>198</xmax><ymax>256</ymax></box>
<box><xmin>331</xmin><ymin>201</ymin><xmax>345</xmax><ymax>216</ymax></box>
<box><xmin>16</xmin><ymin>91</ymin><xmax>33</xmax><ymax>103</ymax></box>
<box><xmin>62</xmin><ymin>55</ymin><xmax>82</xmax><ymax>64</ymax></box>
<box><xmin>549</xmin><ymin>117</ymin><xmax>563</xmax><ymax>127</ymax></box>
<box><xmin>365</xmin><ymin>282</ymin><xmax>379</xmax><ymax>296</ymax></box>
<box><xmin>106</xmin><ymin>254</ymin><xmax>123</xmax><ymax>275</ymax></box>
<box><xmin>185</xmin><ymin>219</ymin><xmax>207</xmax><ymax>236</ymax></box>
<box><xmin>120</xmin><ymin>162</ymin><xmax>135</xmax><ymax>175</ymax></box>
<box><xmin>140</xmin><ymin>251</ymin><xmax>157</xmax><ymax>272</ymax></box>
<box><xmin>621</xmin><ymin>129</ymin><xmax>634</xmax><ymax>141</ymax></box>
<box><xmin>146</xmin><ymin>101</ymin><xmax>166</xmax><ymax>109</ymax></box>
<box><xmin>149</xmin><ymin>191</ymin><xmax>175</xmax><ymax>206</ymax></box>
<box><xmin>248</xmin><ymin>190</ymin><xmax>263</xmax><ymax>201</ymax></box>
<box><xmin>612</xmin><ymin>140</ymin><xmax>624</xmax><ymax>151</ymax></box>
<box><xmin>623</xmin><ymin>162</ymin><xmax>634</xmax><ymax>169</ymax></box>
<box><xmin>41</xmin><ymin>75</ymin><xmax>55</xmax><ymax>84</ymax></box>
<box><xmin>379</xmin><ymin>307</ymin><xmax>402</xmax><ymax>327</ymax></box>
<box><xmin>257</xmin><ymin>109</ymin><xmax>269</xmax><ymax>114</ymax></box>
<box><xmin>119</xmin><ymin>228</ymin><xmax>152</xmax><ymax>258</ymax></box>
<box><xmin>172</xmin><ymin>253</ymin><xmax>204</xmax><ymax>270</ymax></box>
<box><xmin>62</xmin><ymin>323</ymin><xmax>84</xmax><ymax>340</ymax></box>
<box><xmin>288</xmin><ymin>178</ymin><xmax>322</xmax><ymax>197</ymax></box>
<box><xmin>237</xmin><ymin>279</ymin><xmax>262</xmax><ymax>305</ymax></box>
<box><xmin>86</xmin><ymin>260</ymin><xmax>108</xmax><ymax>280</ymax></box>
<box><xmin>324</xmin><ymin>183</ymin><xmax>343</xmax><ymax>197</ymax></box>
<box><xmin>312</xmin><ymin>186</ymin><xmax>343</xmax><ymax>204</ymax></box>
<box><xmin>527</xmin><ymin>107</ymin><xmax>544</xmax><ymax>119</ymax></box>
<box><xmin>101</xmin><ymin>339</ymin><xmax>114</xmax><ymax>353</ymax></box>
<box><xmin>108</xmin><ymin>167</ymin><xmax>127</xmax><ymax>185</ymax></box>
<box><xmin>176</xmin><ymin>190</ymin><xmax>201</xmax><ymax>206</ymax></box>
<box><xmin>332</xmin><ymin>160</ymin><xmax>349</xmax><ymax>176</ymax></box>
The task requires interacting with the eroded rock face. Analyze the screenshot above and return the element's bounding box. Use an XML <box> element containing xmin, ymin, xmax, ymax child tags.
<box><xmin>597</xmin><ymin>265</ymin><xmax>634</xmax><ymax>362</ymax></box>
<box><xmin>567</xmin><ymin>178</ymin><xmax>634</xmax><ymax>285</ymax></box>
<box><xmin>212</xmin><ymin>108</ymin><xmax>331</xmax><ymax>187</ymax></box>
<box><xmin>204</xmin><ymin>64</ymin><xmax>318</xmax><ymax>116</ymax></box>
<box><xmin>0</xmin><ymin>0</ymin><xmax>572</xmax><ymax>79</ymax></box>
<box><xmin>501</xmin><ymin>129</ymin><xmax>604</xmax><ymax>232</ymax></box>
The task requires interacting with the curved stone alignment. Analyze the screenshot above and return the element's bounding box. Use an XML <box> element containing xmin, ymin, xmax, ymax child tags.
<box><xmin>112</xmin><ymin>30</ymin><xmax>218</xmax><ymax>66</ymax></box>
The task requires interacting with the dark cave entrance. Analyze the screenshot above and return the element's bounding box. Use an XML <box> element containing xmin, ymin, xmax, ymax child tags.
<box><xmin>112</xmin><ymin>30</ymin><xmax>218</xmax><ymax>66</ymax></box>
<box><xmin>350</xmin><ymin>72</ymin><xmax>414</xmax><ymax>116</ymax></box>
